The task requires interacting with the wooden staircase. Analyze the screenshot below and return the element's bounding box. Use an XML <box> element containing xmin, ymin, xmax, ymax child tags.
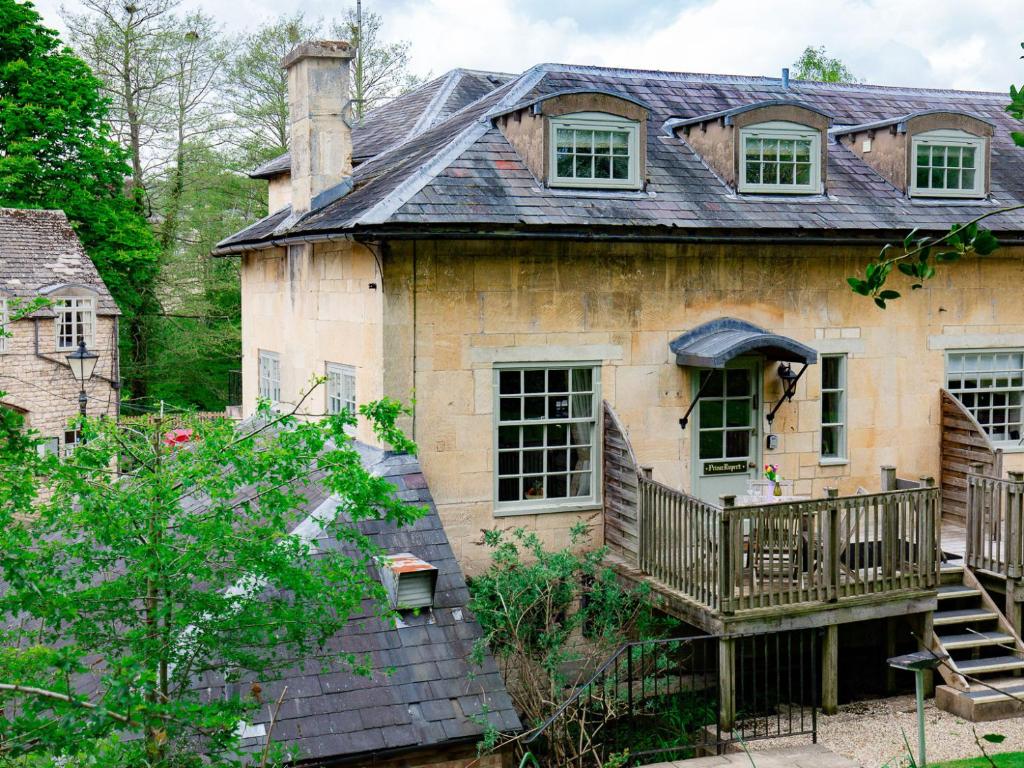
<box><xmin>933</xmin><ymin>562</ymin><xmax>1024</xmax><ymax>720</ymax></box>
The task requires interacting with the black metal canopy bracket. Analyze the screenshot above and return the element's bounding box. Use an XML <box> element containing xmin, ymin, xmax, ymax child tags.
<box><xmin>679</xmin><ymin>372</ymin><xmax>719</xmax><ymax>430</ymax></box>
<box><xmin>765</xmin><ymin>363</ymin><xmax>809</xmax><ymax>428</ymax></box>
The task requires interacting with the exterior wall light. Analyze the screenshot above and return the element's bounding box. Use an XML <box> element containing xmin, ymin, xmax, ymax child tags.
<box><xmin>66</xmin><ymin>340</ymin><xmax>99</xmax><ymax>416</ymax></box>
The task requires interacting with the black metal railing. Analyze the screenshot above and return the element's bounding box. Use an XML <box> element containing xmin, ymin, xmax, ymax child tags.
<box><xmin>523</xmin><ymin>629</ymin><xmax>819</xmax><ymax>767</ymax></box>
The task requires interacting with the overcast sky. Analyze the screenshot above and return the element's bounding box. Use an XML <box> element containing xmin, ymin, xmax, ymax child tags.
<box><xmin>32</xmin><ymin>0</ymin><xmax>1020</xmax><ymax>93</ymax></box>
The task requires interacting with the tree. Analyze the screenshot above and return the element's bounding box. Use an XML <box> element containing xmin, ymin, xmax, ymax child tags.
<box><xmin>333</xmin><ymin>1</ymin><xmax>425</xmax><ymax>120</ymax></box>
<box><xmin>62</xmin><ymin>0</ymin><xmax>181</xmax><ymax>199</ymax></box>
<box><xmin>0</xmin><ymin>0</ymin><xmax>161</xmax><ymax>400</ymax></box>
<box><xmin>847</xmin><ymin>43</ymin><xmax>1024</xmax><ymax>307</ymax></box>
<box><xmin>0</xmin><ymin>390</ymin><xmax>422</xmax><ymax>764</ymax></box>
<box><xmin>792</xmin><ymin>45</ymin><xmax>859</xmax><ymax>83</ymax></box>
<box><xmin>224</xmin><ymin>13</ymin><xmax>320</xmax><ymax>161</ymax></box>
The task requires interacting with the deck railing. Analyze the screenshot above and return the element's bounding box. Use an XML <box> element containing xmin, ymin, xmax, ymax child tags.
<box><xmin>636</xmin><ymin>476</ymin><xmax>942</xmax><ymax>615</ymax></box>
<box><xmin>966</xmin><ymin>469</ymin><xmax>1024</xmax><ymax>579</ymax></box>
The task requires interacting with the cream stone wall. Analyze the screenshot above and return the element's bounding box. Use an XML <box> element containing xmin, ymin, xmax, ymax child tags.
<box><xmin>240</xmin><ymin>240</ymin><xmax>384</xmax><ymax>445</ymax></box>
<box><xmin>380</xmin><ymin>239</ymin><xmax>1024</xmax><ymax>573</ymax></box>
<box><xmin>0</xmin><ymin>313</ymin><xmax>118</xmax><ymax>441</ymax></box>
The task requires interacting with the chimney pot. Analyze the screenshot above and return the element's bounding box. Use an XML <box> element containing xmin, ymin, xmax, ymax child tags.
<box><xmin>282</xmin><ymin>40</ymin><xmax>356</xmax><ymax>215</ymax></box>
<box><xmin>782</xmin><ymin>67</ymin><xmax>790</xmax><ymax>89</ymax></box>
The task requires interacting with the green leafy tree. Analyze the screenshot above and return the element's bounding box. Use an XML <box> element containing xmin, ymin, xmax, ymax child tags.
<box><xmin>0</xmin><ymin>0</ymin><xmax>161</xmax><ymax>399</ymax></box>
<box><xmin>792</xmin><ymin>45</ymin><xmax>860</xmax><ymax>83</ymax></box>
<box><xmin>847</xmin><ymin>43</ymin><xmax>1024</xmax><ymax>307</ymax></box>
<box><xmin>0</xmin><ymin>390</ymin><xmax>422</xmax><ymax>765</ymax></box>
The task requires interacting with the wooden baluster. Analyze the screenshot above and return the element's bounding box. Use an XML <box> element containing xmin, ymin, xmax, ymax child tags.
<box><xmin>920</xmin><ymin>476</ymin><xmax>936</xmax><ymax>587</ymax></box>
<box><xmin>826</xmin><ymin>488</ymin><xmax>839</xmax><ymax>602</ymax></box>
<box><xmin>1009</xmin><ymin>472</ymin><xmax>1024</xmax><ymax>580</ymax></box>
<box><xmin>719</xmin><ymin>495</ymin><xmax>735</xmax><ymax>614</ymax></box>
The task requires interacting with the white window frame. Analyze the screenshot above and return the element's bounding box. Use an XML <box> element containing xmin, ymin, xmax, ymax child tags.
<box><xmin>820</xmin><ymin>354</ymin><xmax>847</xmax><ymax>462</ymax></box>
<box><xmin>946</xmin><ymin>349</ymin><xmax>1023</xmax><ymax>450</ymax></box>
<box><xmin>258</xmin><ymin>350</ymin><xmax>281</xmax><ymax>404</ymax></box>
<box><xmin>548</xmin><ymin>112</ymin><xmax>641</xmax><ymax>190</ymax></box>
<box><xmin>54</xmin><ymin>296</ymin><xmax>96</xmax><ymax>350</ymax></box>
<box><xmin>0</xmin><ymin>298</ymin><xmax>8</xmax><ymax>354</ymax></box>
<box><xmin>493</xmin><ymin>362</ymin><xmax>602</xmax><ymax>515</ymax></box>
<box><xmin>326</xmin><ymin>362</ymin><xmax>356</xmax><ymax>417</ymax></box>
<box><xmin>909</xmin><ymin>129</ymin><xmax>986</xmax><ymax>199</ymax></box>
<box><xmin>738</xmin><ymin>121</ymin><xmax>822</xmax><ymax>195</ymax></box>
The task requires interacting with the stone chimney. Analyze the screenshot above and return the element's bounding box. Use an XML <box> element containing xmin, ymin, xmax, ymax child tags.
<box><xmin>282</xmin><ymin>40</ymin><xmax>356</xmax><ymax>215</ymax></box>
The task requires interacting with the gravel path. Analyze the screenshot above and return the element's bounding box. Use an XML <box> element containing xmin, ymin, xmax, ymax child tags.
<box><xmin>749</xmin><ymin>695</ymin><xmax>1024</xmax><ymax>767</ymax></box>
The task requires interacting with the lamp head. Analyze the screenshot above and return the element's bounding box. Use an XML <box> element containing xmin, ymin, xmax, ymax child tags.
<box><xmin>66</xmin><ymin>340</ymin><xmax>99</xmax><ymax>386</ymax></box>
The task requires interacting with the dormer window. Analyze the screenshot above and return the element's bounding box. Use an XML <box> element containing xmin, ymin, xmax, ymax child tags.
<box><xmin>910</xmin><ymin>130</ymin><xmax>985</xmax><ymax>198</ymax></box>
<box><xmin>55</xmin><ymin>296</ymin><xmax>95</xmax><ymax>350</ymax></box>
<box><xmin>739</xmin><ymin>122</ymin><xmax>821</xmax><ymax>194</ymax></box>
<box><xmin>549</xmin><ymin>113</ymin><xmax>640</xmax><ymax>190</ymax></box>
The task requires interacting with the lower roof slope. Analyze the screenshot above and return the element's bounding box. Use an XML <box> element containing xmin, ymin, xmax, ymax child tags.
<box><xmin>218</xmin><ymin>64</ymin><xmax>1024</xmax><ymax>254</ymax></box>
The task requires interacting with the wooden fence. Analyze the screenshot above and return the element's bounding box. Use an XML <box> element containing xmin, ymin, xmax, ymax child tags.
<box><xmin>941</xmin><ymin>389</ymin><xmax>1003</xmax><ymax>521</ymax></box>
<box><xmin>603</xmin><ymin>402</ymin><xmax>641</xmax><ymax>562</ymax></box>
<box><xmin>966</xmin><ymin>470</ymin><xmax>1024</xmax><ymax>579</ymax></box>
<box><xmin>635</xmin><ymin>477</ymin><xmax>941</xmax><ymax>615</ymax></box>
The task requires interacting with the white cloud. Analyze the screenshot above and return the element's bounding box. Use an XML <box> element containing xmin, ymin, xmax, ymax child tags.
<box><xmin>32</xmin><ymin>0</ymin><xmax>1021</xmax><ymax>91</ymax></box>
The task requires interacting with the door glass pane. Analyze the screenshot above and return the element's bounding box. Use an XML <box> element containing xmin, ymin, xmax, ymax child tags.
<box><xmin>699</xmin><ymin>400</ymin><xmax>723</xmax><ymax>429</ymax></box>
<box><xmin>699</xmin><ymin>431</ymin><xmax>723</xmax><ymax>459</ymax></box>
<box><xmin>700</xmin><ymin>370</ymin><xmax>724</xmax><ymax>397</ymax></box>
<box><xmin>726</xmin><ymin>369</ymin><xmax>751</xmax><ymax>397</ymax></box>
<box><xmin>726</xmin><ymin>399</ymin><xmax>750</xmax><ymax>427</ymax></box>
<box><xmin>725</xmin><ymin>430</ymin><xmax>750</xmax><ymax>458</ymax></box>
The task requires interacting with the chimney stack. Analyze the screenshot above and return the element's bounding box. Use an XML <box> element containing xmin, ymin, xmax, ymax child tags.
<box><xmin>281</xmin><ymin>40</ymin><xmax>356</xmax><ymax>215</ymax></box>
<box><xmin>781</xmin><ymin>67</ymin><xmax>790</xmax><ymax>90</ymax></box>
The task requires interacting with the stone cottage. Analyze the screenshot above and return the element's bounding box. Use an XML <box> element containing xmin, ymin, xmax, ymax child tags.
<box><xmin>0</xmin><ymin>208</ymin><xmax>119</xmax><ymax>449</ymax></box>
<box><xmin>216</xmin><ymin>42</ymin><xmax>1024</xmax><ymax>721</ymax></box>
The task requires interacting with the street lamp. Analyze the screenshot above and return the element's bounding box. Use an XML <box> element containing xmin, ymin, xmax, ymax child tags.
<box><xmin>887</xmin><ymin>650</ymin><xmax>948</xmax><ymax>767</ymax></box>
<box><xmin>66</xmin><ymin>340</ymin><xmax>99</xmax><ymax>416</ymax></box>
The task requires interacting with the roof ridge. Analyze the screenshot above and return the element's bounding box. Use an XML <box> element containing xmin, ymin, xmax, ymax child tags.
<box><xmin>405</xmin><ymin>69</ymin><xmax>466</xmax><ymax>140</ymax></box>
<box><xmin>537</xmin><ymin>62</ymin><xmax>1007</xmax><ymax>99</ymax></box>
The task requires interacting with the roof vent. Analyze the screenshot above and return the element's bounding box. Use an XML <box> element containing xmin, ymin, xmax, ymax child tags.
<box><xmin>378</xmin><ymin>553</ymin><xmax>438</xmax><ymax>610</ymax></box>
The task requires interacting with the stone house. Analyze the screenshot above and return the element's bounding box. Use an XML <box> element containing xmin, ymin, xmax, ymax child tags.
<box><xmin>0</xmin><ymin>208</ymin><xmax>119</xmax><ymax>448</ymax></box>
<box><xmin>217</xmin><ymin>43</ymin><xmax>1024</xmax><ymax>723</ymax></box>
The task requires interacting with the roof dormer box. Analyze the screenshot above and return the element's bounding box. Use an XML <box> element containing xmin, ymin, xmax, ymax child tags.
<box><xmin>665</xmin><ymin>100</ymin><xmax>832</xmax><ymax>196</ymax></box>
<box><xmin>831</xmin><ymin>111</ymin><xmax>995</xmax><ymax>200</ymax></box>
<box><xmin>494</xmin><ymin>89</ymin><xmax>649</xmax><ymax>191</ymax></box>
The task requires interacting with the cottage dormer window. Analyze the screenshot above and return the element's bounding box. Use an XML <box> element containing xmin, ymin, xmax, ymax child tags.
<box><xmin>549</xmin><ymin>113</ymin><xmax>640</xmax><ymax>190</ymax></box>
<box><xmin>55</xmin><ymin>296</ymin><xmax>95</xmax><ymax>350</ymax></box>
<box><xmin>739</xmin><ymin>122</ymin><xmax>821</xmax><ymax>194</ymax></box>
<box><xmin>910</xmin><ymin>129</ymin><xmax>985</xmax><ymax>198</ymax></box>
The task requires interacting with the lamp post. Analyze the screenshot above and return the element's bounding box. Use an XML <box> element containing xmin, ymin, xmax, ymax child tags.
<box><xmin>66</xmin><ymin>340</ymin><xmax>99</xmax><ymax>416</ymax></box>
<box><xmin>887</xmin><ymin>650</ymin><xmax>947</xmax><ymax>767</ymax></box>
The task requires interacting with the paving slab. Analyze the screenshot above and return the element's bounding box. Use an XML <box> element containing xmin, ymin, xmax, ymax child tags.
<box><xmin>640</xmin><ymin>744</ymin><xmax>862</xmax><ymax>768</ymax></box>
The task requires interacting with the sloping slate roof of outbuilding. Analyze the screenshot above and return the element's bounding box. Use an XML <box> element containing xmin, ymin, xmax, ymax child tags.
<box><xmin>218</xmin><ymin>63</ymin><xmax>1024</xmax><ymax>253</ymax></box>
<box><xmin>204</xmin><ymin>443</ymin><xmax>521</xmax><ymax>764</ymax></box>
<box><xmin>0</xmin><ymin>208</ymin><xmax>119</xmax><ymax>315</ymax></box>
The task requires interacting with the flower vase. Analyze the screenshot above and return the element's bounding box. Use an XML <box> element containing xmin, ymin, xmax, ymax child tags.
<box><xmin>773</xmin><ymin>481</ymin><xmax>782</xmax><ymax>497</ymax></box>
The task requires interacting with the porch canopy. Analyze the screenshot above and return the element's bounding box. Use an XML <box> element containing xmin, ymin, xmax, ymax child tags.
<box><xmin>669</xmin><ymin>318</ymin><xmax>818</xmax><ymax>368</ymax></box>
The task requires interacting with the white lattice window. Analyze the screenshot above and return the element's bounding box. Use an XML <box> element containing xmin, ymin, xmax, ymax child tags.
<box><xmin>0</xmin><ymin>299</ymin><xmax>8</xmax><ymax>353</ymax></box>
<box><xmin>494</xmin><ymin>364</ymin><xmax>600</xmax><ymax>513</ymax></box>
<box><xmin>55</xmin><ymin>297</ymin><xmax>95</xmax><ymax>350</ymax></box>
<box><xmin>820</xmin><ymin>354</ymin><xmax>847</xmax><ymax>460</ymax></box>
<box><xmin>258</xmin><ymin>350</ymin><xmax>281</xmax><ymax>404</ymax></box>
<box><xmin>326</xmin><ymin>363</ymin><xmax>356</xmax><ymax>416</ymax></box>
<box><xmin>739</xmin><ymin>122</ymin><xmax>821</xmax><ymax>194</ymax></box>
<box><xmin>910</xmin><ymin>130</ymin><xmax>986</xmax><ymax>198</ymax></box>
<box><xmin>549</xmin><ymin>113</ymin><xmax>640</xmax><ymax>189</ymax></box>
<box><xmin>947</xmin><ymin>351</ymin><xmax>1023</xmax><ymax>447</ymax></box>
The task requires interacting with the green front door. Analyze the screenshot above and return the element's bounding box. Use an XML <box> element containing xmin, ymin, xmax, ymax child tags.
<box><xmin>692</xmin><ymin>360</ymin><xmax>761</xmax><ymax>504</ymax></box>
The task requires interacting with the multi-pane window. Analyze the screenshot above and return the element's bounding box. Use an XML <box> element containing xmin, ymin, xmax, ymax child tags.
<box><xmin>55</xmin><ymin>297</ymin><xmax>95</xmax><ymax>350</ymax></box>
<box><xmin>739</xmin><ymin>122</ymin><xmax>820</xmax><ymax>194</ymax></box>
<box><xmin>326</xmin><ymin>363</ymin><xmax>356</xmax><ymax>416</ymax></box>
<box><xmin>550</xmin><ymin>114</ymin><xmax>640</xmax><ymax>189</ymax></box>
<box><xmin>258</xmin><ymin>350</ymin><xmax>281</xmax><ymax>404</ymax></box>
<box><xmin>947</xmin><ymin>351</ymin><xmax>1023</xmax><ymax>446</ymax></box>
<box><xmin>911</xmin><ymin>131</ymin><xmax>985</xmax><ymax>198</ymax></box>
<box><xmin>0</xmin><ymin>298</ymin><xmax>7</xmax><ymax>353</ymax></box>
<box><xmin>495</xmin><ymin>365</ymin><xmax>599</xmax><ymax>509</ymax></box>
<box><xmin>697</xmin><ymin>368</ymin><xmax>755</xmax><ymax>461</ymax></box>
<box><xmin>63</xmin><ymin>429</ymin><xmax>81</xmax><ymax>458</ymax></box>
<box><xmin>820</xmin><ymin>355</ymin><xmax>847</xmax><ymax>460</ymax></box>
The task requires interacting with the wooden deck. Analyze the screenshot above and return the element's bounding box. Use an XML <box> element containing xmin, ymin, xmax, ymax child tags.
<box><xmin>943</xmin><ymin>517</ymin><xmax>967</xmax><ymax>560</ymax></box>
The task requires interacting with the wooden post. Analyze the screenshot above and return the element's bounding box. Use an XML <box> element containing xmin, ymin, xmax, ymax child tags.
<box><xmin>1009</xmin><ymin>471</ymin><xmax>1024</xmax><ymax>580</ymax></box>
<box><xmin>641</xmin><ymin>465</ymin><xmax>653</xmax><ymax>480</ymax></box>
<box><xmin>967</xmin><ymin>462</ymin><xmax>984</xmax><ymax>569</ymax></box>
<box><xmin>822</xmin><ymin>624</ymin><xmax>839</xmax><ymax>715</ymax></box>
<box><xmin>881</xmin><ymin>465</ymin><xmax>897</xmax><ymax>492</ymax></box>
<box><xmin>919</xmin><ymin>476</ymin><xmax>939</xmax><ymax>585</ymax></box>
<box><xmin>826</xmin><ymin>490</ymin><xmax>840</xmax><ymax>602</ymax></box>
<box><xmin>719</xmin><ymin>495</ymin><xmax>735</xmax><ymax>615</ymax></box>
<box><xmin>884</xmin><ymin>617</ymin><xmax>898</xmax><ymax>694</ymax></box>
<box><xmin>718</xmin><ymin>637</ymin><xmax>736</xmax><ymax>734</ymax></box>
<box><xmin>917</xmin><ymin>611</ymin><xmax>935</xmax><ymax>697</ymax></box>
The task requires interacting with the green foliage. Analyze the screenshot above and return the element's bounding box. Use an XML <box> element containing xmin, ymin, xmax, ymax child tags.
<box><xmin>0</xmin><ymin>389</ymin><xmax>422</xmax><ymax>764</ymax></box>
<box><xmin>1009</xmin><ymin>43</ymin><xmax>1024</xmax><ymax>147</ymax></box>
<box><xmin>792</xmin><ymin>45</ymin><xmax>860</xmax><ymax>83</ymax></box>
<box><xmin>0</xmin><ymin>0</ymin><xmax>161</xmax><ymax>397</ymax></box>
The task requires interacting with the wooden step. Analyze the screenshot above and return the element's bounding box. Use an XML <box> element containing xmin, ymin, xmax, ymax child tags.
<box><xmin>937</xmin><ymin>631</ymin><xmax>1016</xmax><ymax>651</ymax></box>
<box><xmin>954</xmin><ymin>655</ymin><xmax>1024</xmax><ymax>676</ymax></box>
<box><xmin>937</xmin><ymin>585</ymin><xmax>982</xmax><ymax>600</ymax></box>
<box><xmin>966</xmin><ymin>682</ymin><xmax>1024</xmax><ymax>704</ymax></box>
<box><xmin>934</xmin><ymin>608</ymin><xmax>999</xmax><ymax>626</ymax></box>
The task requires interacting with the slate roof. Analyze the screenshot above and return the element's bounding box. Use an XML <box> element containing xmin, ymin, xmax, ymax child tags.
<box><xmin>204</xmin><ymin>443</ymin><xmax>521</xmax><ymax>764</ymax></box>
<box><xmin>0</xmin><ymin>208</ymin><xmax>119</xmax><ymax>315</ymax></box>
<box><xmin>250</xmin><ymin>69</ymin><xmax>514</xmax><ymax>179</ymax></box>
<box><xmin>217</xmin><ymin>64</ymin><xmax>1024</xmax><ymax>254</ymax></box>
